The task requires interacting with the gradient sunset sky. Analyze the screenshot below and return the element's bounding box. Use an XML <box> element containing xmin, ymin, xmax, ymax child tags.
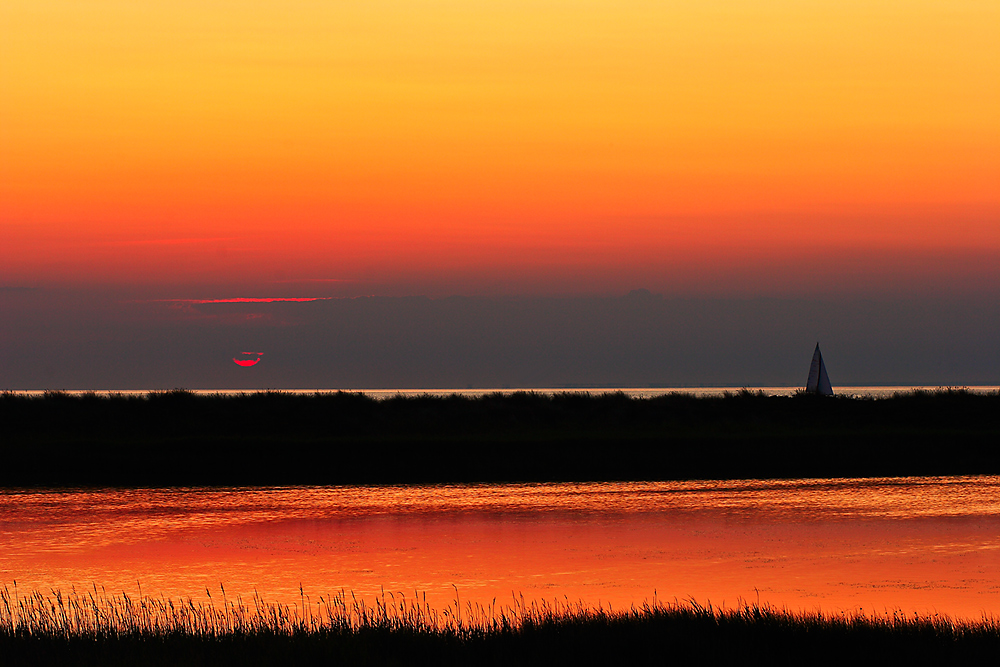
<box><xmin>2</xmin><ymin>1</ymin><xmax>999</xmax><ymax>389</ymax></box>
<box><xmin>2</xmin><ymin>0</ymin><xmax>997</xmax><ymax>297</ymax></box>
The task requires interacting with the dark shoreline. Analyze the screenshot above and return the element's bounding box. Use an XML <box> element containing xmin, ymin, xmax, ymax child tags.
<box><xmin>3</xmin><ymin>592</ymin><xmax>999</xmax><ymax>666</ymax></box>
<box><xmin>2</xmin><ymin>389</ymin><xmax>998</xmax><ymax>488</ymax></box>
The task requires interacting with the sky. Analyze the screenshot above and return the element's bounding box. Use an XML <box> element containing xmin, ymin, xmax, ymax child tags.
<box><xmin>1</xmin><ymin>1</ymin><xmax>998</xmax><ymax>388</ymax></box>
<box><xmin>3</xmin><ymin>290</ymin><xmax>1000</xmax><ymax>389</ymax></box>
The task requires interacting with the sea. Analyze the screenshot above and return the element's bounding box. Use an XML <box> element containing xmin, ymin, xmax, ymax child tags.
<box><xmin>10</xmin><ymin>385</ymin><xmax>1000</xmax><ymax>398</ymax></box>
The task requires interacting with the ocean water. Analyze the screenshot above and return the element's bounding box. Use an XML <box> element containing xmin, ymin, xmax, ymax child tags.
<box><xmin>9</xmin><ymin>385</ymin><xmax>1000</xmax><ymax>398</ymax></box>
<box><xmin>3</xmin><ymin>477</ymin><xmax>999</xmax><ymax>619</ymax></box>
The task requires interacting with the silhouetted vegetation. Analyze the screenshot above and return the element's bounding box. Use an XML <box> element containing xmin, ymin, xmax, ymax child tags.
<box><xmin>2</xmin><ymin>585</ymin><xmax>999</xmax><ymax>666</ymax></box>
<box><xmin>1</xmin><ymin>389</ymin><xmax>998</xmax><ymax>486</ymax></box>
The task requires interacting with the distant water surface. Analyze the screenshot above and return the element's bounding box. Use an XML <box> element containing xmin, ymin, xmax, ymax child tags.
<box><xmin>10</xmin><ymin>386</ymin><xmax>1000</xmax><ymax>398</ymax></box>
<box><xmin>2</xmin><ymin>477</ymin><xmax>999</xmax><ymax>619</ymax></box>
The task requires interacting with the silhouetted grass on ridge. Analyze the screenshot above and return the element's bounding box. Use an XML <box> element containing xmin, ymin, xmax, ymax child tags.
<box><xmin>2</xmin><ymin>584</ymin><xmax>999</xmax><ymax>666</ymax></box>
<box><xmin>1</xmin><ymin>389</ymin><xmax>998</xmax><ymax>486</ymax></box>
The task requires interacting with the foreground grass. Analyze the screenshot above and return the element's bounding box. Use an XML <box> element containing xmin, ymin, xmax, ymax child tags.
<box><xmin>1</xmin><ymin>586</ymin><xmax>998</xmax><ymax>666</ymax></box>
<box><xmin>2</xmin><ymin>389</ymin><xmax>999</xmax><ymax>485</ymax></box>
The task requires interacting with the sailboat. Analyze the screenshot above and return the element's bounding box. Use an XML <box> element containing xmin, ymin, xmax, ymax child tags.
<box><xmin>806</xmin><ymin>343</ymin><xmax>834</xmax><ymax>395</ymax></box>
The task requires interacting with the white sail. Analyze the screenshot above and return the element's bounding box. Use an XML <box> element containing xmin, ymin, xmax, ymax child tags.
<box><xmin>806</xmin><ymin>343</ymin><xmax>834</xmax><ymax>395</ymax></box>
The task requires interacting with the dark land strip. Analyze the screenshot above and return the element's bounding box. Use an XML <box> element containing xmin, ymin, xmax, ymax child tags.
<box><xmin>1</xmin><ymin>389</ymin><xmax>998</xmax><ymax>487</ymax></box>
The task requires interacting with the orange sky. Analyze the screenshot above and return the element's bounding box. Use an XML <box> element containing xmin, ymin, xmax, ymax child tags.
<box><xmin>1</xmin><ymin>0</ymin><xmax>998</xmax><ymax>295</ymax></box>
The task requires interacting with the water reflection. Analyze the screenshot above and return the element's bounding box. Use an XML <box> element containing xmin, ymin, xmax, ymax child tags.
<box><xmin>2</xmin><ymin>477</ymin><xmax>999</xmax><ymax>619</ymax></box>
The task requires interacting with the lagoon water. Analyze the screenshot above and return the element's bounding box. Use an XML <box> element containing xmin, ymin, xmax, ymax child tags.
<box><xmin>2</xmin><ymin>477</ymin><xmax>999</xmax><ymax>620</ymax></box>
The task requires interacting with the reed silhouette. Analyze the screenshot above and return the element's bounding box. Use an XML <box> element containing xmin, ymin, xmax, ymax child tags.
<box><xmin>1</xmin><ymin>389</ymin><xmax>998</xmax><ymax>486</ymax></box>
<box><xmin>2</xmin><ymin>585</ymin><xmax>998</xmax><ymax>665</ymax></box>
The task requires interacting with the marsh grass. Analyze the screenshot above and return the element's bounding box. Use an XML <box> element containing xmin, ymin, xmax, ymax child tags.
<box><xmin>2</xmin><ymin>584</ymin><xmax>999</xmax><ymax>665</ymax></box>
<box><xmin>2</xmin><ymin>388</ymin><xmax>999</xmax><ymax>486</ymax></box>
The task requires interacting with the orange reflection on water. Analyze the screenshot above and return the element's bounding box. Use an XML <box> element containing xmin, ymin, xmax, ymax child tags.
<box><xmin>1</xmin><ymin>478</ymin><xmax>999</xmax><ymax>619</ymax></box>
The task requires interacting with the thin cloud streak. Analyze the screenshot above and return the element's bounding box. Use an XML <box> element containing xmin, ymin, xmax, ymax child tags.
<box><xmin>153</xmin><ymin>297</ymin><xmax>335</xmax><ymax>304</ymax></box>
<box><xmin>272</xmin><ymin>279</ymin><xmax>357</xmax><ymax>283</ymax></box>
<box><xmin>92</xmin><ymin>238</ymin><xmax>238</xmax><ymax>247</ymax></box>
